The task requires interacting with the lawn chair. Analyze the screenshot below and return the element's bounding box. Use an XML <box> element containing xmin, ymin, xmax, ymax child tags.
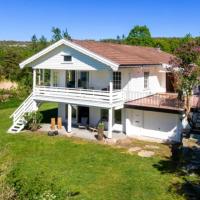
<box><xmin>78</xmin><ymin>117</ymin><xmax>88</xmax><ymax>129</ymax></box>
<box><xmin>50</xmin><ymin>118</ymin><xmax>56</xmax><ymax>130</ymax></box>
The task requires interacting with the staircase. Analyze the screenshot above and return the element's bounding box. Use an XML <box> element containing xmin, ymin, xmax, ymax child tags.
<box><xmin>8</xmin><ymin>93</ymin><xmax>37</xmax><ymax>133</ymax></box>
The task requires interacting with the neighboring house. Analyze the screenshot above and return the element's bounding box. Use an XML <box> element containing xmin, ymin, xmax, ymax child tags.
<box><xmin>8</xmin><ymin>39</ymin><xmax>198</xmax><ymax>142</ymax></box>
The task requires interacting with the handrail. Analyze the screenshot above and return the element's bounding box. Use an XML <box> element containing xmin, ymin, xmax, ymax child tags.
<box><xmin>33</xmin><ymin>86</ymin><xmax>123</xmax><ymax>104</ymax></box>
<box><xmin>10</xmin><ymin>93</ymin><xmax>33</xmax><ymax>118</ymax></box>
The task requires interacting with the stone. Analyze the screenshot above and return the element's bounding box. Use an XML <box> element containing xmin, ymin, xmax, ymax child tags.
<box><xmin>128</xmin><ymin>147</ymin><xmax>142</xmax><ymax>153</ymax></box>
<box><xmin>138</xmin><ymin>150</ymin><xmax>155</xmax><ymax>157</ymax></box>
<box><xmin>116</xmin><ymin>138</ymin><xmax>133</xmax><ymax>146</ymax></box>
<box><xmin>104</xmin><ymin>138</ymin><xmax>117</xmax><ymax>145</ymax></box>
<box><xmin>145</xmin><ymin>145</ymin><xmax>159</xmax><ymax>149</ymax></box>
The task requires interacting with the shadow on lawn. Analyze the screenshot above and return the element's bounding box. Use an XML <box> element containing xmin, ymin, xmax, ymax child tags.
<box><xmin>153</xmin><ymin>143</ymin><xmax>200</xmax><ymax>200</ymax></box>
<box><xmin>40</xmin><ymin>108</ymin><xmax>58</xmax><ymax>123</ymax></box>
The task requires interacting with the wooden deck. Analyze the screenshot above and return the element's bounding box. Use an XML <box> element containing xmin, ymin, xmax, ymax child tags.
<box><xmin>125</xmin><ymin>93</ymin><xmax>200</xmax><ymax>113</ymax></box>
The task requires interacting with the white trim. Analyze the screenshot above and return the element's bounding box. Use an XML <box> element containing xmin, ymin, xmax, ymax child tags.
<box><xmin>19</xmin><ymin>39</ymin><xmax>119</xmax><ymax>71</ymax></box>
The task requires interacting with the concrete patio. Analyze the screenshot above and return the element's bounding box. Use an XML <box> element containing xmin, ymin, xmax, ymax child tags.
<box><xmin>38</xmin><ymin>123</ymin><xmax>127</xmax><ymax>141</ymax></box>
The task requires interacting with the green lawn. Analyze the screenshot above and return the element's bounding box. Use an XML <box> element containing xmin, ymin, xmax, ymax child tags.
<box><xmin>0</xmin><ymin>100</ymin><xmax>185</xmax><ymax>200</ymax></box>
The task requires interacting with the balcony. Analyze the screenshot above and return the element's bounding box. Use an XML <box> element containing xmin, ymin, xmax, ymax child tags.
<box><xmin>33</xmin><ymin>86</ymin><xmax>124</xmax><ymax>108</ymax></box>
<box><xmin>125</xmin><ymin>93</ymin><xmax>186</xmax><ymax>113</ymax></box>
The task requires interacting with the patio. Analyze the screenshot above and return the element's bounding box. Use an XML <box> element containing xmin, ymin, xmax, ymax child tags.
<box><xmin>38</xmin><ymin>123</ymin><xmax>127</xmax><ymax>141</ymax></box>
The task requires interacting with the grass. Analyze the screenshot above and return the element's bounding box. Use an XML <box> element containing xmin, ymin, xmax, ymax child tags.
<box><xmin>0</xmin><ymin>99</ymin><xmax>185</xmax><ymax>200</ymax></box>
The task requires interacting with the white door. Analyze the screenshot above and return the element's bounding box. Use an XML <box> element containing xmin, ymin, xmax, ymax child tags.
<box><xmin>126</xmin><ymin>109</ymin><xmax>143</xmax><ymax>136</ymax></box>
<box><xmin>132</xmin><ymin>110</ymin><xmax>143</xmax><ymax>135</ymax></box>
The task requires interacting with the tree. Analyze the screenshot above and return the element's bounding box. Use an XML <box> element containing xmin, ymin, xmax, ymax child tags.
<box><xmin>51</xmin><ymin>27</ymin><xmax>62</xmax><ymax>42</ymax></box>
<box><xmin>126</xmin><ymin>25</ymin><xmax>154</xmax><ymax>46</ymax></box>
<box><xmin>52</xmin><ymin>27</ymin><xmax>72</xmax><ymax>42</ymax></box>
<box><xmin>31</xmin><ymin>34</ymin><xmax>38</xmax><ymax>51</ymax></box>
<box><xmin>62</xmin><ymin>28</ymin><xmax>71</xmax><ymax>40</ymax></box>
<box><xmin>127</xmin><ymin>25</ymin><xmax>151</xmax><ymax>39</ymax></box>
<box><xmin>39</xmin><ymin>35</ymin><xmax>48</xmax><ymax>48</ymax></box>
<box><xmin>169</xmin><ymin>40</ymin><xmax>200</xmax><ymax>115</ymax></box>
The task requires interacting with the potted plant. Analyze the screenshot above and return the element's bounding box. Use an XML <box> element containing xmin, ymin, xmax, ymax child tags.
<box><xmin>97</xmin><ymin>122</ymin><xmax>104</xmax><ymax>140</ymax></box>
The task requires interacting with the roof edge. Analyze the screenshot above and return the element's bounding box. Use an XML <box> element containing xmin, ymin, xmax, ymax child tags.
<box><xmin>19</xmin><ymin>39</ymin><xmax>119</xmax><ymax>70</ymax></box>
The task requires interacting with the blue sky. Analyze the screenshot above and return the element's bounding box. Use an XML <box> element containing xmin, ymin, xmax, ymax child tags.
<box><xmin>0</xmin><ymin>0</ymin><xmax>199</xmax><ymax>41</ymax></box>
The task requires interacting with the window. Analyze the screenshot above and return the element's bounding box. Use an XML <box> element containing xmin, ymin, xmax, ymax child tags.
<box><xmin>101</xmin><ymin>109</ymin><xmax>108</xmax><ymax>121</ymax></box>
<box><xmin>44</xmin><ymin>69</ymin><xmax>51</xmax><ymax>86</ymax></box>
<box><xmin>64</xmin><ymin>55</ymin><xmax>72</xmax><ymax>62</ymax></box>
<box><xmin>113</xmin><ymin>72</ymin><xmax>121</xmax><ymax>89</ymax></box>
<box><xmin>144</xmin><ymin>72</ymin><xmax>149</xmax><ymax>89</ymax></box>
<box><xmin>66</xmin><ymin>70</ymin><xmax>75</xmax><ymax>88</ymax></box>
<box><xmin>115</xmin><ymin>109</ymin><xmax>122</xmax><ymax>124</ymax></box>
<box><xmin>52</xmin><ymin>71</ymin><xmax>58</xmax><ymax>87</ymax></box>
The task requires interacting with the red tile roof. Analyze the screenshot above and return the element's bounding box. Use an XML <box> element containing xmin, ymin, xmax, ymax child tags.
<box><xmin>73</xmin><ymin>40</ymin><xmax>174</xmax><ymax>66</ymax></box>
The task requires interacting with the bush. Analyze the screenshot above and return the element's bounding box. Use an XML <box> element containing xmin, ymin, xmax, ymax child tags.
<box><xmin>24</xmin><ymin>111</ymin><xmax>43</xmax><ymax>131</ymax></box>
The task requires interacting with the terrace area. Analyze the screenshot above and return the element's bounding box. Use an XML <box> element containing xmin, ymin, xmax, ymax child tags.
<box><xmin>125</xmin><ymin>93</ymin><xmax>200</xmax><ymax>113</ymax></box>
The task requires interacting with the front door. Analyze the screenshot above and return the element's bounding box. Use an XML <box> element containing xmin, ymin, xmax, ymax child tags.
<box><xmin>166</xmin><ymin>72</ymin><xmax>175</xmax><ymax>93</ymax></box>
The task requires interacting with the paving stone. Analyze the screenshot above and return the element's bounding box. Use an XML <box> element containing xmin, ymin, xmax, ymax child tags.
<box><xmin>138</xmin><ymin>150</ymin><xmax>155</xmax><ymax>157</ymax></box>
<box><xmin>128</xmin><ymin>147</ymin><xmax>142</xmax><ymax>153</ymax></box>
<box><xmin>145</xmin><ymin>145</ymin><xmax>159</xmax><ymax>149</ymax></box>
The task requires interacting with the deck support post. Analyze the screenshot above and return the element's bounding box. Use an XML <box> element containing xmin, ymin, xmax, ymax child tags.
<box><xmin>67</xmin><ymin>104</ymin><xmax>72</xmax><ymax>133</ymax></box>
<box><xmin>108</xmin><ymin>107</ymin><xmax>113</xmax><ymax>139</ymax></box>
<box><xmin>109</xmin><ymin>71</ymin><xmax>113</xmax><ymax>104</ymax></box>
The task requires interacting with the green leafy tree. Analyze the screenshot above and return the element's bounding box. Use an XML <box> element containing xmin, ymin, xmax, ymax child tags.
<box><xmin>128</xmin><ymin>25</ymin><xmax>151</xmax><ymax>39</ymax></box>
<box><xmin>126</xmin><ymin>25</ymin><xmax>154</xmax><ymax>46</ymax></box>
<box><xmin>39</xmin><ymin>35</ymin><xmax>48</xmax><ymax>48</ymax></box>
<box><xmin>169</xmin><ymin>40</ymin><xmax>200</xmax><ymax>115</ymax></box>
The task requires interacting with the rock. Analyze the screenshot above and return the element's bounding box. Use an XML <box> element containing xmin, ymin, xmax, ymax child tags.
<box><xmin>128</xmin><ymin>147</ymin><xmax>142</xmax><ymax>153</ymax></box>
<box><xmin>138</xmin><ymin>150</ymin><xmax>155</xmax><ymax>157</ymax></box>
<box><xmin>145</xmin><ymin>145</ymin><xmax>159</xmax><ymax>149</ymax></box>
<box><xmin>104</xmin><ymin>138</ymin><xmax>117</xmax><ymax>145</ymax></box>
<box><xmin>116</xmin><ymin>138</ymin><xmax>133</xmax><ymax>146</ymax></box>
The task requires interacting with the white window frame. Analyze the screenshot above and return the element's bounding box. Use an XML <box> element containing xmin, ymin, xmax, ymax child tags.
<box><xmin>113</xmin><ymin>72</ymin><xmax>121</xmax><ymax>90</ymax></box>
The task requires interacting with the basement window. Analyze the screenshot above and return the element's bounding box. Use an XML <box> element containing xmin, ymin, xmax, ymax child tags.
<box><xmin>64</xmin><ymin>55</ymin><xmax>72</xmax><ymax>62</ymax></box>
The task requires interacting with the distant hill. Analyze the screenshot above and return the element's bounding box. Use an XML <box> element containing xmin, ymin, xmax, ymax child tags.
<box><xmin>0</xmin><ymin>40</ymin><xmax>31</xmax><ymax>47</ymax></box>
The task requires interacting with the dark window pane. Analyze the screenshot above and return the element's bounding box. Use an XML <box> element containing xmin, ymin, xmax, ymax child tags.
<box><xmin>115</xmin><ymin>109</ymin><xmax>122</xmax><ymax>124</ymax></box>
<box><xmin>64</xmin><ymin>55</ymin><xmax>72</xmax><ymax>62</ymax></box>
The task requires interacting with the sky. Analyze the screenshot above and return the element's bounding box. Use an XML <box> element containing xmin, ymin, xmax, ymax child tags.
<box><xmin>0</xmin><ymin>0</ymin><xmax>199</xmax><ymax>41</ymax></box>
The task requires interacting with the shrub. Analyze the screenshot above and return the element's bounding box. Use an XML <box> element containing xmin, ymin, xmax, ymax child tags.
<box><xmin>24</xmin><ymin>111</ymin><xmax>43</xmax><ymax>131</ymax></box>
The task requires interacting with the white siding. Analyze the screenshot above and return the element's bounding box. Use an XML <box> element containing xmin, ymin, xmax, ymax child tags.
<box><xmin>125</xmin><ymin>108</ymin><xmax>182</xmax><ymax>142</ymax></box>
<box><xmin>120</xmin><ymin>66</ymin><xmax>166</xmax><ymax>94</ymax></box>
<box><xmin>31</xmin><ymin>45</ymin><xmax>111</xmax><ymax>71</ymax></box>
<box><xmin>89</xmin><ymin>71</ymin><xmax>110</xmax><ymax>89</ymax></box>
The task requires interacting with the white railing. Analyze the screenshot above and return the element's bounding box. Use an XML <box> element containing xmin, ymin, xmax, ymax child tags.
<box><xmin>33</xmin><ymin>86</ymin><xmax>123</xmax><ymax>105</ymax></box>
<box><xmin>10</xmin><ymin>92</ymin><xmax>35</xmax><ymax>123</ymax></box>
<box><xmin>123</xmin><ymin>90</ymin><xmax>153</xmax><ymax>102</ymax></box>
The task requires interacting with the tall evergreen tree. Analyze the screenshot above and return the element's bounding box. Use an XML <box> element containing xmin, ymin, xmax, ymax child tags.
<box><xmin>31</xmin><ymin>34</ymin><xmax>38</xmax><ymax>51</ymax></box>
<box><xmin>63</xmin><ymin>28</ymin><xmax>71</xmax><ymax>40</ymax></box>
<box><xmin>51</xmin><ymin>27</ymin><xmax>62</xmax><ymax>42</ymax></box>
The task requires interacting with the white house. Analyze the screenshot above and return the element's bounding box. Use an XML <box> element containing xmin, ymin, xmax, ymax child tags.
<box><xmin>8</xmin><ymin>39</ymin><xmax>190</xmax><ymax>142</ymax></box>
